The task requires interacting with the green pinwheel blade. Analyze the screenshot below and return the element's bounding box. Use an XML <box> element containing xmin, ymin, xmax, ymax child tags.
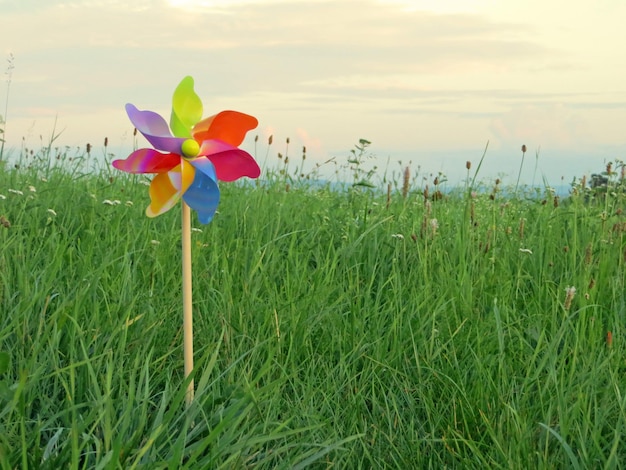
<box><xmin>170</xmin><ymin>76</ymin><xmax>203</xmax><ymax>138</ymax></box>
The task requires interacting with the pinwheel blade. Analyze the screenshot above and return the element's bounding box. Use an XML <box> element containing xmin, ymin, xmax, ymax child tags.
<box><xmin>112</xmin><ymin>149</ymin><xmax>180</xmax><ymax>174</ymax></box>
<box><xmin>192</xmin><ymin>111</ymin><xmax>258</xmax><ymax>147</ymax></box>
<box><xmin>146</xmin><ymin>162</ymin><xmax>195</xmax><ymax>217</ymax></box>
<box><xmin>171</xmin><ymin>76</ymin><xmax>203</xmax><ymax>138</ymax></box>
<box><xmin>126</xmin><ymin>103</ymin><xmax>186</xmax><ymax>154</ymax></box>
<box><xmin>199</xmin><ymin>141</ymin><xmax>261</xmax><ymax>182</ymax></box>
<box><xmin>184</xmin><ymin>157</ymin><xmax>220</xmax><ymax>224</ymax></box>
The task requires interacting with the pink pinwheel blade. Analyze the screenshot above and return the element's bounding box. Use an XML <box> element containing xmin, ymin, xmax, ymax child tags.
<box><xmin>171</xmin><ymin>76</ymin><xmax>203</xmax><ymax>138</ymax></box>
<box><xmin>193</xmin><ymin>111</ymin><xmax>258</xmax><ymax>147</ymax></box>
<box><xmin>112</xmin><ymin>149</ymin><xmax>180</xmax><ymax>174</ymax></box>
<box><xmin>200</xmin><ymin>141</ymin><xmax>261</xmax><ymax>182</ymax></box>
<box><xmin>184</xmin><ymin>158</ymin><xmax>220</xmax><ymax>224</ymax></box>
<box><xmin>126</xmin><ymin>104</ymin><xmax>187</xmax><ymax>154</ymax></box>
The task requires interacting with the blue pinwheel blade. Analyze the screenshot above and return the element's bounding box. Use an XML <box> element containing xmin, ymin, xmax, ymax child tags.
<box><xmin>184</xmin><ymin>158</ymin><xmax>220</xmax><ymax>224</ymax></box>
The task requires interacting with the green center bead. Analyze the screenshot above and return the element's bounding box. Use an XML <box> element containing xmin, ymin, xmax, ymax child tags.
<box><xmin>181</xmin><ymin>139</ymin><xmax>200</xmax><ymax>158</ymax></box>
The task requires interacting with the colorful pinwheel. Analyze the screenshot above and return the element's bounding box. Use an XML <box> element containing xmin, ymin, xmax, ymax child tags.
<box><xmin>112</xmin><ymin>77</ymin><xmax>261</xmax><ymax>406</ymax></box>
<box><xmin>113</xmin><ymin>75</ymin><xmax>260</xmax><ymax>224</ymax></box>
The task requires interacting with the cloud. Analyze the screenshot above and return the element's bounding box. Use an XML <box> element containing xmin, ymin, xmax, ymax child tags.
<box><xmin>489</xmin><ymin>104</ymin><xmax>590</xmax><ymax>149</ymax></box>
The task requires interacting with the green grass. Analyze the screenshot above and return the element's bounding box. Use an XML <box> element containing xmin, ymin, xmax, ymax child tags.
<box><xmin>0</xmin><ymin>147</ymin><xmax>625</xmax><ymax>468</ymax></box>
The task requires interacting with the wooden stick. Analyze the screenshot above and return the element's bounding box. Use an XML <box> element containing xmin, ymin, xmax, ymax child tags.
<box><xmin>182</xmin><ymin>200</ymin><xmax>194</xmax><ymax>406</ymax></box>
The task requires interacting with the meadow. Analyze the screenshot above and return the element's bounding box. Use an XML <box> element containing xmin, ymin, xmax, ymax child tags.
<box><xmin>0</xmin><ymin>139</ymin><xmax>625</xmax><ymax>468</ymax></box>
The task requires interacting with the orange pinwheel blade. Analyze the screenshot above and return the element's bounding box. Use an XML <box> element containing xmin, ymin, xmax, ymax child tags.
<box><xmin>192</xmin><ymin>111</ymin><xmax>258</xmax><ymax>147</ymax></box>
<box><xmin>146</xmin><ymin>161</ymin><xmax>195</xmax><ymax>217</ymax></box>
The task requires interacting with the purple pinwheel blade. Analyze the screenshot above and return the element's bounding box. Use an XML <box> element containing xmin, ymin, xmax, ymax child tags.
<box><xmin>184</xmin><ymin>158</ymin><xmax>220</xmax><ymax>224</ymax></box>
<box><xmin>126</xmin><ymin>103</ymin><xmax>187</xmax><ymax>154</ymax></box>
<box><xmin>171</xmin><ymin>76</ymin><xmax>203</xmax><ymax>138</ymax></box>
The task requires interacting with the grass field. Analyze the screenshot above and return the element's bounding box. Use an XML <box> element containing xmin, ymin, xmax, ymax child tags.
<box><xmin>0</xmin><ymin>143</ymin><xmax>625</xmax><ymax>468</ymax></box>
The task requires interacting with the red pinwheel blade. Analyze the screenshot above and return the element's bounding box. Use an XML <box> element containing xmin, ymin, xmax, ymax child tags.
<box><xmin>112</xmin><ymin>149</ymin><xmax>180</xmax><ymax>174</ymax></box>
<box><xmin>199</xmin><ymin>140</ymin><xmax>261</xmax><ymax>182</ymax></box>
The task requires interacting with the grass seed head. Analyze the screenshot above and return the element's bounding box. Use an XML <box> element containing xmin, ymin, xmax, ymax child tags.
<box><xmin>402</xmin><ymin>166</ymin><xmax>410</xmax><ymax>199</ymax></box>
<box><xmin>564</xmin><ymin>286</ymin><xmax>576</xmax><ymax>311</ymax></box>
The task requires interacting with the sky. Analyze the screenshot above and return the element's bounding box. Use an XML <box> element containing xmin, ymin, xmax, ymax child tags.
<box><xmin>1</xmin><ymin>0</ymin><xmax>625</xmax><ymax>186</ymax></box>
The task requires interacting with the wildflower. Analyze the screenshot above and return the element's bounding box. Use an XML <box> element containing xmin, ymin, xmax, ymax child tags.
<box><xmin>391</xmin><ymin>233</ymin><xmax>404</xmax><ymax>240</ymax></box>
<box><xmin>125</xmin><ymin>201</ymin><xmax>134</xmax><ymax>206</ymax></box>
<box><xmin>47</xmin><ymin>209</ymin><xmax>57</xmax><ymax>216</ymax></box>
<box><xmin>191</xmin><ymin>227</ymin><xmax>202</xmax><ymax>233</ymax></box>
<box><xmin>28</xmin><ymin>185</ymin><xmax>36</xmax><ymax>193</ymax></box>
<box><xmin>150</xmin><ymin>240</ymin><xmax>160</xmax><ymax>246</ymax></box>
<box><xmin>40</xmin><ymin>177</ymin><xmax>48</xmax><ymax>182</ymax></box>
<box><xmin>0</xmin><ymin>194</ymin><xmax>5</xmax><ymax>200</ymax></box>
<box><xmin>519</xmin><ymin>248</ymin><xmax>533</xmax><ymax>254</ymax></box>
<box><xmin>8</xmin><ymin>189</ymin><xmax>23</xmax><ymax>196</ymax></box>
<box><xmin>103</xmin><ymin>199</ymin><xmax>121</xmax><ymax>206</ymax></box>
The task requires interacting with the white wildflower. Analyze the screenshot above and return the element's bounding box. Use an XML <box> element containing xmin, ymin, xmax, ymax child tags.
<box><xmin>0</xmin><ymin>194</ymin><xmax>5</xmax><ymax>200</ymax></box>
<box><xmin>150</xmin><ymin>240</ymin><xmax>160</xmax><ymax>246</ymax></box>
<box><xmin>40</xmin><ymin>177</ymin><xmax>48</xmax><ymax>182</ymax></box>
<box><xmin>28</xmin><ymin>185</ymin><xmax>36</xmax><ymax>193</ymax></box>
<box><xmin>103</xmin><ymin>199</ymin><xmax>114</xmax><ymax>205</ymax></box>
<box><xmin>430</xmin><ymin>218</ymin><xmax>439</xmax><ymax>230</ymax></box>
<box><xmin>125</xmin><ymin>201</ymin><xmax>133</xmax><ymax>206</ymax></box>
<box><xmin>8</xmin><ymin>189</ymin><xmax>23</xmax><ymax>196</ymax></box>
<box><xmin>391</xmin><ymin>233</ymin><xmax>404</xmax><ymax>240</ymax></box>
<box><xmin>191</xmin><ymin>228</ymin><xmax>203</xmax><ymax>233</ymax></box>
<box><xmin>519</xmin><ymin>248</ymin><xmax>533</xmax><ymax>254</ymax></box>
<box><xmin>47</xmin><ymin>209</ymin><xmax>57</xmax><ymax>217</ymax></box>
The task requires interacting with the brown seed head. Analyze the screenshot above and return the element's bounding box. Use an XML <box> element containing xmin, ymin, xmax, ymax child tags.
<box><xmin>588</xmin><ymin>277</ymin><xmax>596</xmax><ymax>290</ymax></box>
<box><xmin>466</xmin><ymin>161</ymin><xmax>471</xmax><ymax>170</ymax></box>
<box><xmin>521</xmin><ymin>144</ymin><xmax>527</xmax><ymax>153</ymax></box>
<box><xmin>402</xmin><ymin>166</ymin><xmax>410</xmax><ymax>199</ymax></box>
<box><xmin>564</xmin><ymin>286</ymin><xmax>576</xmax><ymax>311</ymax></box>
<box><xmin>268</xmin><ymin>135</ymin><xmax>273</xmax><ymax>145</ymax></box>
<box><xmin>104</xmin><ymin>137</ymin><xmax>108</xmax><ymax>147</ymax></box>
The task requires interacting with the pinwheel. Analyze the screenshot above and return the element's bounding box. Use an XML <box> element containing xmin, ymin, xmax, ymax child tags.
<box><xmin>112</xmin><ymin>76</ymin><xmax>260</xmax><ymax>405</ymax></box>
<box><xmin>112</xmin><ymin>75</ymin><xmax>260</xmax><ymax>224</ymax></box>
